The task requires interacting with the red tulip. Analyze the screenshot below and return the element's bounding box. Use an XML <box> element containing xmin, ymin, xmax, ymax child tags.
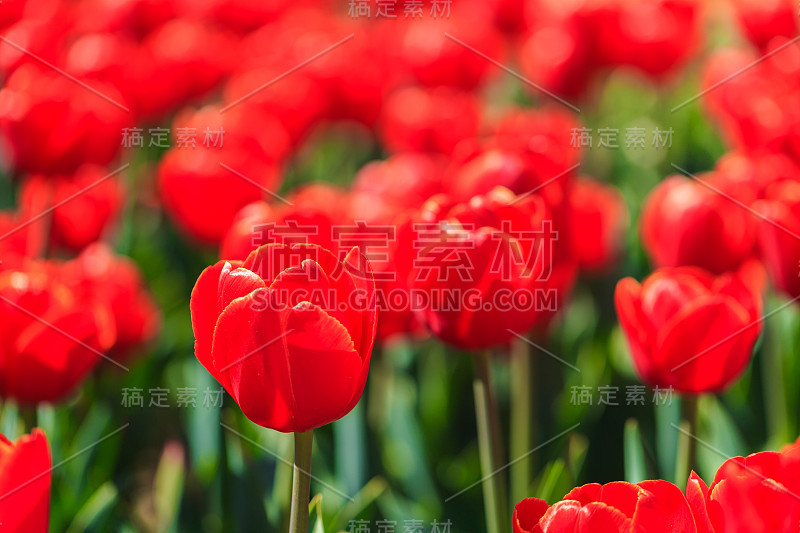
<box><xmin>702</xmin><ymin>43</ymin><xmax>800</xmax><ymax>153</ymax></box>
<box><xmin>157</xmin><ymin>104</ymin><xmax>290</xmax><ymax>244</ymax></box>
<box><xmin>219</xmin><ymin>183</ymin><xmax>349</xmax><ymax>261</ymax></box>
<box><xmin>190</xmin><ymin>244</ymin><xmax>376</xmax><ymax>432</ymax></box>
<box><xmin>397</xmin><ymin>9</ymin><xmax>504</xmax><ymax>90</ymax></box>
<box><xmin>519</xmin><ymin>19</ymin><xmax>595</xmax><ymax>101</ymax></box>
<box><xmin>411</xmin><ymin>187</ymin><xmax>555</xmax><ymax>350</ymax></box>
<box><xmin>686</xmin><ymin>436</ymin><xmax>800</xmax><ymax>533</ymax></box>
<box><xmin>730</xmin><ymin>0</ymin><xmax>798</xmax><ymax>51</ymax></box>
<box><xmin>641</xmin><ymin>174</ymin><xmax>757</xmax><ymax>274</ymax></box>
<box><xmin>591</xmin><ymin>0</ymin><xmax>699</xmax><ymax>79</ymax></box>
<box><xmin>513</xmin><ymin>480</ymin><xmax>697</xmax><ymax>533</ymax></box>
<box><xmin>0</xmin><ymin>429</ymin><xmax>51</xmax><ymax>533</ymax></box>
<box><xmin>380</xmin><ymin>85</ymin><xmax>481</xmax><ymax>155</ymax></box>
<box><xmin>0</xmin><ymin>63</ymin><xmax>129</xmax><ymax>175</ymax></box>
<box><xmin>60</xmin><ymin>243</ymin><xmax>160</xmax><ymax>363</ymax></box>
<box><xmin>615</xmin><ymin>263</ymin><xmax>764</xmax><ymax>394</ymax></box>
<box><xmin>754</xmin><ymin>179</ymin><xmax>800</xmax><ymax>300</ymax></box>
<box><xmin>568</xmin><ymin>177</ymin><xmax>628</xmax><ymax>275</ymax></box>
<box><xmin>0</xmin><ymin>263</ymin><xmax>116</xmax><ymax>403</ymax></box>
<box><xmin>19</xmin><ymin>166</ymin><xmax>125</xmax><ymax>253</ymax></box>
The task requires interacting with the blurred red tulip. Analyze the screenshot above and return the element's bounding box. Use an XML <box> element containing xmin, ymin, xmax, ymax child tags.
<box><xmin>686</xmin><ymin>436</ymin><xmax>800</xmax><ymax>533</ymax></box>
<box><xmin>513</xmin><ymin>480</ymin><xmax>697</xmax><ymax>533</ymax></box>
<box><xmin>220</xmin><ymin>183</ymin><xmax>349</xmax><ymax>260</ymax></box>
<box><xmin>519</xmin><ymin>20</ymin><xmax>595</xmax><ymax>101</ymax></box>
<box><xmin>641</xmin><ymin>174</ymin><xmax>758</xmax><ymax>274</ymax></box>
<box><xmin>615</xmin><ymin>263</ymin><xmax>765</xmax><ymax>394</ymax></box>
<box><xmin>0</xmin><ymin>429</ymin><xmax>51</xmax><ymax>533</ymax></box>
<box><xmin>731</xmin><ymin>0</ymin><xmax>798</xmax><ymax>51</ymax></box>
<box><xmin>0</xmin><ymin>263</ymin><xmax>116</xmax><ymax>403</ymax></box>
<box><xmin>0</xmin><ymin>64</ymin><xmax>129</xmax><ymax>175</ymax></box>
<box><xmin>157</xmin><ymin>104</ymin><xmax>290</xmax><ymax>244</ymax></box>
<box><xmin>714</xmin><ymin>150</ymin><xmax>800</xmax><ymax>199</ymax></box>
<box><xmin>412</xmin><ymin>187</ymin><xmax>555</xmax><ymax>350</ymax></box>
<box><xmin>61</xmin><ymin>243</ymin><xmax>160</xmax><ymax>363</ymax></box>
<box><xmin>754</xmin><ymin>180</ymin><xmax>800</xmax><ymax>300</ymax></box>
<box><xmin>397</xmin><ymin>9</ymin><xmax>504</xmax><ymax>90</ymax></box>
<box><xmin>191</xmin><ymin>243</ymin><xmax>376</xmax><ymax>432</ymax></box>
<box><xmin>122</xmin><ymin>20</ymin><xmax>238</xmax><ymax>121</ymax></box>
<box><xmin>352</xmin><ymin>152</ymin><xmax>446</xmax><ymax>220</ymax></box>
<box><xmin>380</xmin><ymin>85</ymin><xmax>481</xmax><ymax>155</ymax></box>
<box><xmin>568</xmin><ymin>177</ymin><xmax>628</xmax><ymax>274</ymax></box>
<box><xmin>19</xmin><ymin>166</ymin><xmax>125</xmax><ymax>253</ymax></box>
<box><xmin>702</xmin><ymin>43</ymin><xmax>800</xmax><ymax>153</ymax></box>
<box><xmin>592</xmin><ymin>0</ymin><xmax>699</xmax><ymax>79</ymax></box>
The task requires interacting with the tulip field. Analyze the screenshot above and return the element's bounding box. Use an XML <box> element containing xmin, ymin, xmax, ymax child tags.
<box><xmin>3</xmin><ymin>0</ymin><xmax>800</xmax><ymax>531</ymax></box>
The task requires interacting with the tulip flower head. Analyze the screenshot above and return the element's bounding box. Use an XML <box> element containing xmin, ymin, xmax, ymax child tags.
<box><xmin>191</xmin><ymin>243</ymin><xmax>376</xmax><ymax>433</ymax></box>
<box><xmin>0</xmin><ymin>429</ymin><xmax>51</xmax><ymax>533</ymax></box>
<box><xmin>412</xmin><ymin>186</ymin><xmax>557</xmax><ymax>350</ymax></box>
<box><xmin>686</xmin><ymin>436</ymin><xmax>800</xmax><ymax>533</ymax></box>
<box><xmin>513</xmin><ymin>480</ymin><xmax>697</xmax><ymax>533</ymax></box>
<box><xmin>615</xmin><ymin>264</ymin><xmax>764</xmax><ymax>394</ymax></box>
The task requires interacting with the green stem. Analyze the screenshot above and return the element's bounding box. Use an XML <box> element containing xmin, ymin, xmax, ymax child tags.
<box><xmin>675</xmin><ymin>395</ymin><xmax>698</xmax><ymax>483</ymax></box>
<box><xmin>510</xmin><ymin>337</ymin><xmax>533</xmax><ymax>503</ymax></box>
<box><xmin>473</xmin><ymin>350</ymin><xmax>508</xmax><ymax>533</ymax></box>
<box><xmin>20</xmin><ymin>406</ymin><xmax>37</xmax><ymax>432</ymax></box>
<box><xmin>289</xmin><ymin>430</ymin><xmax>314</xmax><ymax>533</ymax></box>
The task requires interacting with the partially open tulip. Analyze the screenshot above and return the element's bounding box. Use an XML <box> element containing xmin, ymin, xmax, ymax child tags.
<box><xmin>412</xmin><ymin>187</ymin><xmax>555</xmax><ymax>350</ymax></box>
<box><xmin>191</xmin><ymin>243</ymin><xmax>376</xmax><ymax>432</ymax></box>
<box><xmin>686</xmin><ymin>436</ymin><xmax>800</xmax><ymax>533</ymax></box>
<box><xmin>513</xmin><ymin>480</ymin><xmax>697</xmax><ymax>533</ymax></box>
<box><xmin>615</xmin><ymin>264</ymin><xmax>764</xmax><ymax>394</ymax></box>
<box><xmin>0</xmin><ymin>429</ymin><xmax>51</xmax><ymax>533</ymax></box>
<box><xmin>641</xmin><ymin>175</ymin><xmax>757</xmax><ymax>274</ymax></box>
<box><xmin>0</xmin><ymin>263</ymin><xmax>116</xmax><ymax>403</ymax></box>
<box><xmin>61</xmin><ymin>243</ymin><xmax>160</xmax><ymax>363</ymax></box>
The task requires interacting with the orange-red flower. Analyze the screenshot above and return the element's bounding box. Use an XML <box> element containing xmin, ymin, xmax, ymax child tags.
<box><xmin>60</xmin><ymin>243</ymin><xmax>160</xmax><ymax>363</ymax></box>
<box><xmin>0</xmin><ymin>263</ymin><xmax>116</xmax><ymax>403</ymax></box>
<box><xmin>191</xmin><ymin>244</ymin><xmax>376</xmax><ymax>432</ymax></box>
<box><xmin>0</xmin><ymin>429</ymin><xmax>51</xmax><ymax>533</ymax></box>
<box><xmin>641</xmin><ymin>174</ymin><xmax>757</xmax><ymax>275</ymax></box>
<box><xmin>513</xmin><ymin>480</ymin><xmax>697</xmax><ymax>533</ymax></box>
<box><xmin>686</xmin><ymin>436</ymin><xmax>800</xmax><ymax>533</ymax></box>
<box><xmin>411</xmin><ymin>187</ymin><xmax>556</xmax><ymax>350</ymax></box>
<box><xmin>615</xmin><ymin>264</ymin><xmax>764</xmax><ymax>394</ymax></box>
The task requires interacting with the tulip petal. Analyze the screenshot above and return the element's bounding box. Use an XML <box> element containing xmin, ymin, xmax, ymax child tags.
<box><xmin>211</xmin><ymin>289</ymin><xmax>296</xmax><ymax>431</ymax></box>
<box><xmin>633</xmin><ymin>479</ymin><xmax>697</xmax><ymax>532</ymax></box>
<box><xmin>655</xmin><ymin>295</ymin><xmax>755</xmax><ymax>393</ymax></box>
<box><xmin>282</xmin><ymin>302</ymin><xmax>363</xmax><ymax>432</ymax></box>
<box><xmin>190</xmin><ymin>261</ymin><xmax>237</xmax><ymax>383</ymax></box>
<box><xmin>686</xmin><ymin>471</ymin><xmax>713</xmax><ymax>533</ymax></box>
<box><xmin>513</xmin><ymin>497</ymin><xmax>549</xmax><ymax>533</ymax></box>
<box><xmin>0</xmin><ymin>429</ymin><xmax>50</xmax><ymax>533</ymax></box>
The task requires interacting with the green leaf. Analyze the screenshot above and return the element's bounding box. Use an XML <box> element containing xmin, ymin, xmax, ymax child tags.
<box><xmin>65</xmin><ymin>481</ymin><xmax>118</xmax><ymax>533</ymax></box>
<box><xmin>624</xmin><ymin>419</ymin><xmax>646</xmax><ymax>483</ymax></box>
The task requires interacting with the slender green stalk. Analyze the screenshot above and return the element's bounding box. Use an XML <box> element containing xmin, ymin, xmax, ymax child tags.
<box><xmin>289</xmin><ymin>430</ymin><xmax>314</xmax><ymax>533</ymax></box>
<box><xmin>473</xmin><ymin>350</ymin><xmax>508</xmax><ymax>533</ymax></box>
<box><xmin>675</xmin><ymin>395</ymin><xmax>698</xmax><ymax>483</ymax></box>
<box><xmin>510</xmin><ymin>337</ymin><xmax>533</xmax><ymax>503</ymax></box>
